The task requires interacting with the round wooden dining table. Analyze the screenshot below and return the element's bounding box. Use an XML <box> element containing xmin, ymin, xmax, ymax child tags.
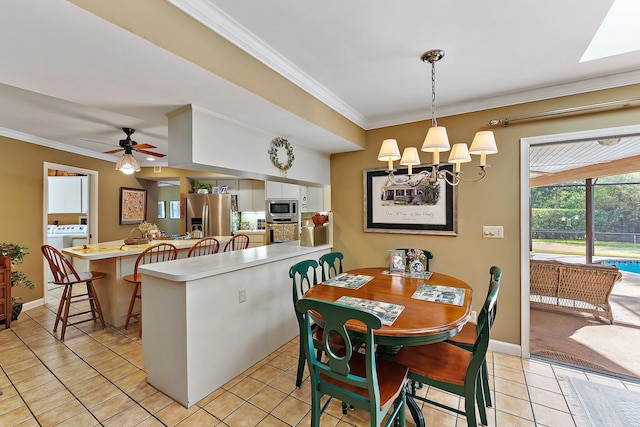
<box><xmin>303</xmin><ymin>267</ymin><xmax>473</xmax><ymax>347</ymax></box>
<box><xmin>302</xmin><ymin>267</ymin><xmax>473</xmax><ymax>427</ymax></box>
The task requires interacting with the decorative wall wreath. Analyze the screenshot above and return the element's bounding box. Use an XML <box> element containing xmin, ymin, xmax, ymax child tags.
<box><xmin>268</xmin><ymin>137</ymin><xmax>295</xmax><ymax>175</ymax></box>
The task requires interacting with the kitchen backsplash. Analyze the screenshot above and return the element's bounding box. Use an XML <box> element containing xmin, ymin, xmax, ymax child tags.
<box><xmin>239</xmin><ymin>212</ymin><xmax>266</xmax><ymax>230</ymax></box>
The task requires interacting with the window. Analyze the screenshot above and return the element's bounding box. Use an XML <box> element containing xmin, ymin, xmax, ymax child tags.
<box><xmin>170</xmin><ymin>201</ymin><xmax>180</xmax><ymax>219</ymax></box>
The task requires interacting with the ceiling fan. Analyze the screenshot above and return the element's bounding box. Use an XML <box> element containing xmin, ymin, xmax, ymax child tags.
<box><xmin>102</xmin><ymin>128</ymin><xmax>166</xmax><ymax>158</ymax></box>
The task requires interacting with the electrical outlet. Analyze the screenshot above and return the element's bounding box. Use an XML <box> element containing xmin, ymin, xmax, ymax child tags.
<box><xmin>471</xmin><ymin>310</ymin><xmax>477</xmax><ymax>323</ymax></box>
<box><xmin>482</xmin><ymin>225</ymin><xmax>504</xmax><ymax>239</ymax></box>
<box><xmin>238</xmin><ymin>289</ymin><xmax>247</xmax><ymax>303</ymax></box>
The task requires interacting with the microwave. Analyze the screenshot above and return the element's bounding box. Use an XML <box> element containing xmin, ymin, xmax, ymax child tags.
<box><xmin>266</xmin><ymin>199</ymin><xmax>298</xmax><ymax>223</ymax></box>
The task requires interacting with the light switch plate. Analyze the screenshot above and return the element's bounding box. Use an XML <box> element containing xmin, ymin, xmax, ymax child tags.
<box><xmin>482</xmin><ymin>226</ymin><xmax>504</xmax><ymax>239</ymax></box>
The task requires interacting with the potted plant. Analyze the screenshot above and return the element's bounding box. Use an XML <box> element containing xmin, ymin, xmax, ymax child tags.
<box><xmin>193</xmin><ymin>181</ymin><xmax>212</xmax><ymax>194</ymax></box>
<box><xmin>0</xmin><ymin>242</ymin><xmax>34</xmax><ymax>320</ymax></box>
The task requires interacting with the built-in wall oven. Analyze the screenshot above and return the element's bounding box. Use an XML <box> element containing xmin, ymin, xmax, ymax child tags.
<box><xmin>265</xmin><ymin>199</ymin><xmax>299</xmax><ymax>244</ymax></box>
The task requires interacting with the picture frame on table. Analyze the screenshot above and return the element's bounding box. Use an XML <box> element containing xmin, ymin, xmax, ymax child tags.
<box><xmin>389</xmin><ymin>249</ymin><xmax>406</xmax><ymax>273</ymax></box>
<box><xmin>120</xmin><ymin>187</ymin><xmax>147</xmax><ymax>225</ymax></box>
<box><xmin>363</xmin><ymin>165</ymin><xmax>457</xmax><ymax>236</ymax></box>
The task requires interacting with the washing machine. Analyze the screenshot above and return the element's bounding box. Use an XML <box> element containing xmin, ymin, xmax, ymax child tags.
<box><xmin>46</xmin><ymin>224</ymin><xmax>89</xmax><ymax>276</ymax></box>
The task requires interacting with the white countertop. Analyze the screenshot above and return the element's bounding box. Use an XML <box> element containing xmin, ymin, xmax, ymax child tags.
<box><xmin>139</xmin><ymin>241</ymin><xmax>332</xmax><ymax>282</ymax></box>
<box><xmin>62</xmin><ymin>237</ymin><xmax>231</xmax><ymax>261</ymax></box>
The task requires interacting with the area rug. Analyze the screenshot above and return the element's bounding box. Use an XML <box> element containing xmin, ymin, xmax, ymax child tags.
<box><xmin>560</xmin><ymin>376</ymin><xmax>640</xmax><ymax>427</ymax></box>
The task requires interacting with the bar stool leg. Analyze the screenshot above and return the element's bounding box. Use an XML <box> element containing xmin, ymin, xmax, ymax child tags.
<box><xmin>53</xmin><ymin>284</ymin><xmax>69</xmax><ymax>333</ymax></box>
<box><xmin>60</xmin><ymin>284</ymin><xmax>73</xmax><ymax>341</ymax></box>
<box><xmin>125</xmin><ymin>282</ymin><xmax>140</xmax><ymax>330</ymax></box>
<box><xmin>87</xmin><ymin>281</ymin><xmax>106</xmax><ymax>329</ymax></box>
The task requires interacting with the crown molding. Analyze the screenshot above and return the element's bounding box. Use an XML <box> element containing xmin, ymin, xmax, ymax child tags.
<box><xmin>367</xmin><ymin>69</ymin><xmax>640</xmax><ymax>130</ymax></box>
<box><xmin>168</xmin><ymin>0</ymin><xmax>640</xmax><ymax>132</ymax></box>
<box><xmin>167</xmin><ymin>0</ymin><xmax>367</xmax><ymax>128</ymax></box>
<box><xmin>0</xmin><ymin>127</ymin><xmax>115</xmax><ymax>162</ymax></box>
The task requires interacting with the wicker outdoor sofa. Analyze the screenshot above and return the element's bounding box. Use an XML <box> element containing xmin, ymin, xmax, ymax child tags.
<box><xmin>530</xmin><ymin>259</ymin><xmax>622</xmax><ymax>324</ymax></box>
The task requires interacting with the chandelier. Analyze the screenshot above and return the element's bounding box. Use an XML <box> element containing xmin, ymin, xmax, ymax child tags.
<box><xmin>378</xmin><ymin>49</ymin><xmax>497</xmax><ymax>186</ymax></box>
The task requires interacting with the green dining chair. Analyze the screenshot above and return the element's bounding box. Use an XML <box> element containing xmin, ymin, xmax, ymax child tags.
<box><xmin>290</xmin><ymin>260</ymin><xmax>320</xmax><ymax>388</ymax></box>
<box><xmin>395</xmin><ymin>248</ymin><xmax>434</xmax><ymax>271</ymax></box>
<box><xmin>393</xmin><ymin>277</ymin><xmax>499</xmax><ymax>427</ymax></box>
<box><xmin>319</xmin><ymin>251</ymin><xmax>344</xmax><ymax>281</ymax></box>
<box><xmin>446</xmin><ymin>265</ymin><xmax>502</xmax><ymax>408</ymax></box>
<box><xmin>296</xmin><ymin>298</ymin><xmax>408</xmax><ymax>427</ymax></box>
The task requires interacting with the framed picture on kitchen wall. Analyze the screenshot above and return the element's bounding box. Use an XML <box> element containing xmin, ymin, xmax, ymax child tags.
<box><xmin>363</xmin><ymin>165</ymin><xmax>457</xmax><ymax>235</ymax></box>
<box><xmin>120</xmin><ymin>187</ymin><xmax>147</xmax><ymax>225</ymax></box>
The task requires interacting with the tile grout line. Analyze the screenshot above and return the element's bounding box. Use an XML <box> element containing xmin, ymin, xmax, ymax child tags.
<box><xmin>18</xmin><ymin>308</ymin><xmax>165</xmax><ymax>426</ymax></box>
<box><xmin>0</xmin><ymin>351</ymin><xmax>42</xmax><ymax>426</ymax></box>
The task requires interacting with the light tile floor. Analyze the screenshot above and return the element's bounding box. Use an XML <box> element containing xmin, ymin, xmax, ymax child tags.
<box><xmin>1</xmin><ymin>285</ymin><xmax>639</xmax><ymax>426</ymax></box>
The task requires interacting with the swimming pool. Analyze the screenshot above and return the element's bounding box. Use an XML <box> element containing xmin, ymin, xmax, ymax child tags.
<box><xmin>603</xmin><ymin>259</ymin><xmax>640</xmax><ymax>274</ymax></box>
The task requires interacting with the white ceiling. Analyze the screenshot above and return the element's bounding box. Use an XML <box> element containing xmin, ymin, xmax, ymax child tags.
<box><xmin>1</xmin><ymin>0</ymin><xmax>640</xmax><ymax>170</ymax></box>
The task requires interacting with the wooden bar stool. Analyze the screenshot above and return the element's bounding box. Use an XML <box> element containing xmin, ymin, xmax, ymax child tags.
<box><xmin>187</xmin><ymin>237</ymin><xmax>220</xmax><ymax>257</ymax></box>
<box><xmin>222</xmin><ymin>234</ymin><xmax>250</xmax><ymax>252</ymax></box>
<box><xmin>124</xmin><ymin>243</ymin><xmax>178</xmax><ymax>338</ymax></box>
<box><xmin>41</xmin><ymin>244</ymin><xmax>106</xmax><ymax>341</ymax></box>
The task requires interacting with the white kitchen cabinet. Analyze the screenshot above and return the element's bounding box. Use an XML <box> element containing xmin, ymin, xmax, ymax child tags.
<box><xmin>306</xmin><ymin>186</ymin><xmax>324</xmax><ymax>212</ymax></box>
<box><xmin>48</xmin><ymin>176</ymin><xmax>88</xmax><ymax>214</ymax></box>
<box><xmin>266</xmin><ymin>181</ymin><xmax>299</xmax><ymax>199</ymax></box>
<box><xmin>298</xmin><ymin>186</ymin><xmax>324</xmax><ymax>212</ymax></box>
<box><xmin>237</xmin><ymin>230</ymin><xmax>265</xmax><ymax>248</ymax></box>
<box><xmin>238</xmin><ymin>179</ymin><xmax>266</xmax><ymax>212</ymax></box>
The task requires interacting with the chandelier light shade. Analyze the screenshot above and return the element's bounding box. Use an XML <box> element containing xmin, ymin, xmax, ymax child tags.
<box><xmin>469</xmin><ymin>131</ymin><xmax>498</xmax><ymax>166</ymax></box>
<box><xmin>115</xmin><ymin>151</ymin><xmax>141</xmax><ymax>175</ymax></box>
<box><xmin>448</xmin><ymin>143</ymin><xmax>472</xmax><ymax>172</ymax></box>
<box><xmin>421</xmin><ymin>126</ymin><xmax>450</xmax><ymax>165</ymax></box>
<box><xmin>378</xmin><ymin>49</ymin><xmax>497</xmax><ymax>186</ymax></box>
<box><xmin>377</xmin><ymin>138</ymin><xmax>401</xmax><ymax>171</ymax></box>
<box><xmin>399</xmin><ymin>147</ymin><xmax>421</xmax><ymax>175</ymax></box>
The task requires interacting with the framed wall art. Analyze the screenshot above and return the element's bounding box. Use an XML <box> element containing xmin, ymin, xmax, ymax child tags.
<box><xmin>120</xmin><ymin>187</ymin><xmax>147</xmax><ymax>225</ymax></box>
<box><xmin>363</xmin><ymin>165</ymin><xmax>457</xmax><ymax>235</ymax></box>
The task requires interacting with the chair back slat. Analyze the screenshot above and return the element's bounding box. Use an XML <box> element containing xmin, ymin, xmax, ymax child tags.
<box><xmin>42</xmin><ymin>245</ymin><xmax>81</xmax><ymax>284</ymax></box>
<box><xmin>319</xmin><ymin>252</ymin><xmax>344</xmax><ymax>282</ymax></box>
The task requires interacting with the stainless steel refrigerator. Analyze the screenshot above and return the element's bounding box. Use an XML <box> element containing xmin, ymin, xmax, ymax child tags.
<box><xmin>186</xmin><ymin>193</ymin><xmax>239</xmax><ymax>237</ymax></box>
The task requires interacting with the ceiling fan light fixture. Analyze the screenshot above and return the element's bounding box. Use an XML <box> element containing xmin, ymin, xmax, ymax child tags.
<box><xmin>115</xmin><ymin>153</ymin><xmax>141</xmax><ymax>175</ymax></box>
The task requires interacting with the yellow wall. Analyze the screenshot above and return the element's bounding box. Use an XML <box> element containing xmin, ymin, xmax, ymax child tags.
<box><xmin>332</xmin><ymin>84</ymin><xmax>640</xmax><ymax>346</ymax></box>
<box><xmin>0</xmin><ymin>136</ymin><xmax>147</xmax><ymax>303</ymax></box>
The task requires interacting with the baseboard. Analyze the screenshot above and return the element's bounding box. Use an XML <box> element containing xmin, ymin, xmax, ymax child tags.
<box><xmin>22</xmin><ymin>298</ymin><xmax>45</xmax><ymax>312</ymax></box>
<box><xmin>489</xmin><ymin>339</ymin><xmax>522</xmax><ymax>357</ymax></box>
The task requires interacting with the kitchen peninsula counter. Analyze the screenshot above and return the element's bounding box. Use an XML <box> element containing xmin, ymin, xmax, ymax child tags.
<box><xmin>138</xmin><ymin>241</ymin><xmax>332</xmax><ymax>408</ymax></box>
<box><xmin>62</xmin><ymin>237</ymin><xmax>231</xmax><ymax>327</ymax></box>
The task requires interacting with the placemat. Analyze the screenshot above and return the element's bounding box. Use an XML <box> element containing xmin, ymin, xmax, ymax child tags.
<box><xmin>322</xmin><ymin>273</ymin><xmax>373</xmax><ymax>290</ymax></box>
<box><xmin>411</xmin><ymin>283</ymin><xmax>465</xmax><ymax>306</ymax></box>
<box><xmin>335</xmin><ymin>296</ymin><xmax>404</xmax><ymax>325</ymax></box>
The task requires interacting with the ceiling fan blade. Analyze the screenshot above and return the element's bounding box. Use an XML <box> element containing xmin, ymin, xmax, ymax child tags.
<box><xmin>103</xmin><ymin>148</ymin><xmax>124</xmax><ymax>154</ymax></box>
<box><xmin>132</xmin><ymin>143</ymin><xmax>157</xmax><ymax>150</ymax></box>
<box><xmin>136</xmin><ymin>149</ymin><xmax>166</xmax><ymax>157</ymax></box>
